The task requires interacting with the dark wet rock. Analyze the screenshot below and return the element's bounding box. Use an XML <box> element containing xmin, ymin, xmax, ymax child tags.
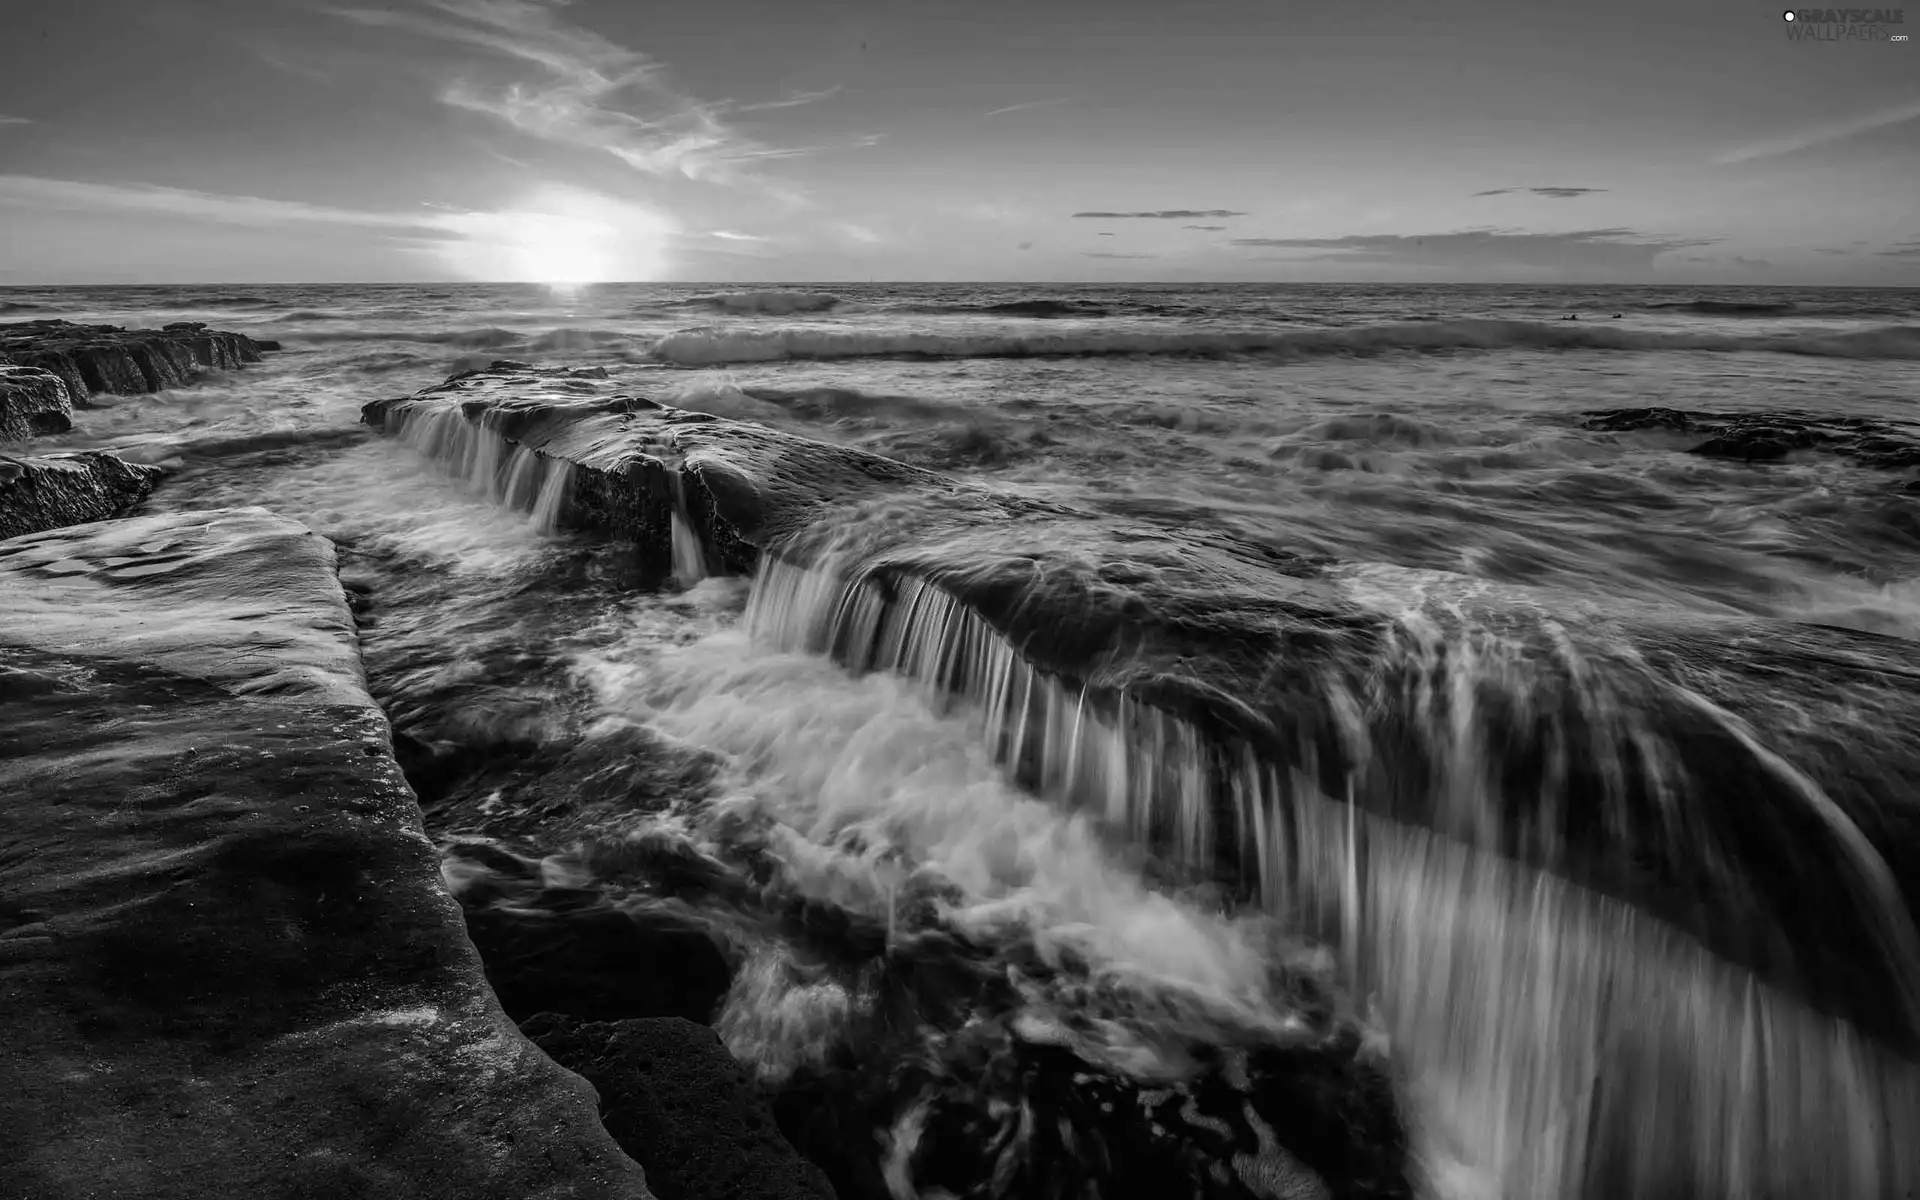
<box><xmin>462</xmin><ymin>903</ymin><xmax>734</xmax><ymax>1025</ymax></box>
<box><xmin>366</xmin><ymin>366</ymin><xmax>1920</xmax><ymax>1062</ymax></box>
<box><xmin>1583</xmin><ymin>406</ymin><xmax>1920</xmax><ymax>471</ymax></box>
<box><xmin>0</xmin><ymin>508</ymin><xmax>651</xmax><ymax>1200</ymax></box>
<box><xmin>525</xmin><ymin>1015</ymin><xmax>838</xmax><ymax>1200</ymax></box>
<box><xmin>0</xmin><ymin>363</ymin><xmax>74</xmax><ymax>441</ymax></box>
<box><xmin>0</xmin><ymin>450</ymin><xmax>164</xmax><ymax>540</ymax></box>
<box><xmin>0</xmin><ymin>317</ymin><xmax>263</xmax><ymax>405</ymax></box>
<box><xmin>766</xmin><ymin>980</ymin><xmax>1401</xmax><ymax>1200</ymax></box>
<box><xmin>255</xmin><ymin>338</ymin><xmax>284</xmax><ymax>351</ymax></box>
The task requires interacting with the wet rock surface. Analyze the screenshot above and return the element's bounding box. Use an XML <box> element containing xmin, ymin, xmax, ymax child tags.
<box><xmin>368</xmin><ymin>365</ymin><xmax>1920</xmax><ymax>1057</ymax></box>
<box><xmin>0</xmin><ymin>318</ymin><xmax>266</xmax><ymax>405</ymax></box>
<box><xmin>0</xmin><ymin>363</ymin><xmax>74</xmax><ymax>441</ymax></box>
<box><xmin>526</xmin><ymin>1015</ymin><xmax>839</xmax><ymax>1200</ymax></box>
<box><xmin>1582</xmin><ymin>405</ymin><xmax>1920</xmax><ymax>473</ymax></box>
<box><xmin>0</xmin><ymin>508</ymin><xmax>652</xmax><ymax>1200</ymax></box>
<box><xmin>0</xmin><ymin>450</ymin><xmax>164</xmax><ymax>540</ymax></box>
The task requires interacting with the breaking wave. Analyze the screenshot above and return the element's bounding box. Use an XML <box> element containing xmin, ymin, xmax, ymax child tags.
<box><xmin>648</xmin><ymin>319</ymin><xmax>1920</xmax><ymax>365</ymax></box>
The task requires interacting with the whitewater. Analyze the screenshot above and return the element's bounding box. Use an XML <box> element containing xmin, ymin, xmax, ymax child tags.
<box><xmin>8</xmin><ymin>279</ymin><xmax>1920</xmax><ymax>1200</ymax></box>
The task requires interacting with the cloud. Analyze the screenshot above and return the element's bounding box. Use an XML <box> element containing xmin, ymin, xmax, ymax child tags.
<box><xmin>0</xmin><ymin>116</ymin><xmax>30</xmax><ymax>126</ymax></box>
<box><xmin>1814</xmin><ymin>247</ymin><xmax>1853</xmax><ymax>255</ymax></box>
<box><xmin>840</xmin><ymin>223</ymin><xmax>883</xmax><ymax>245</ymax></box>
<box><xmin>330</xmin><ymin>0</ymin><xmax>854</xmax><ymax>185</ymax></box>
<box><xmin>1711</xmin><ymin>97</ymin><xmax>1920</xmax><ymax>165</ymax></box>
<box><xmin>710</xmin><ymin>230</ymin><xmax>768</xmax><ymax>241</ymax></box>
<box><xmin>984</xmin><ymin>97</ymin><xmax>1071</xmax><ymax>117</ymax></box>
<box><xmin>1097</xmin><ymin>231</ymin><xmax>1115</xmax><ymax>237</ymax></box>
<box><xmin>1082</xmin><ymin>252</ymin><xmax>1158</xmax><ymax>259</ymax></box>
<box><xmin>1472</xmin><ymin>187</ymin><xmax>1608</xmax><ymax>199</ymax></box>
<box><xmin>1878</xmin><ymin>240</ymin><xmax>1920</xmax><ymax>258</ymax></box>
<box><xmin>1731</xmin><ymin>256</ymin><xmax>1773</xmax><ymax>268</ymax></box>
<box><xmin>1016</xmin><ymin>241</ymin><xmax>1034</xmax><ymax>250</ymax></box>
<box><xmin>1228</xmin><ymin>227</ymin><xmax>1714</xmax><ymax>273</ymax></box>
<box><xmin>734</xmin><ymin>86</ymin><xmax>841</xmax><ymax>112</ymax></box>
<box><xmin>1183</xmin><ymin>224</ymin><xmax>1226</xmax><ymax>231</ymax></box>
<box><xmin>1072</xmin><ymin>209</ymin><xmax>1244</xmax><ymax>219</ymax></box>
<box><xmin>0</xmin><ymin>175</ymin><xmax>450</xmax><ymax>232</ymax></box>
<box><xmin>0</xmin><ymin>174</ymin><xmax>677</xmax><ymax>281</ymax></box>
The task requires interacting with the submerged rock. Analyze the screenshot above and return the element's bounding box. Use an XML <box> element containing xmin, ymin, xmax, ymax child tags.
<box><xmin>0</xmin><ymin>318</ymin><xmax>264</xmax><ymax>405</ymax></box>
<box><xmin>0</xmin><ymin>363</ymin><xmax>74</xmax><ymax>441</ymax></box>
<box><xmin>369</xmin><ymin>364</ymin><xmax>1920</xmax><ymax>1195</ymax></box>
<box><xmin>0</xmin><ymin>508</ymin><xmax>651</xmax><ymax>1200</ymax></box>
<box><xmin>1583</xmin><ymin>405</ymin><xmax>1920</xmax><ymax>471</ymax></box>
<box><xmin>0</xmin><ymin>450</ymin><xmax>164</xmax><ymax>540</ymax></box>
<box><xmin>526</xmin><ymin>1015</ymin><xmax>837</xmax><ymax>1200</ymax></box>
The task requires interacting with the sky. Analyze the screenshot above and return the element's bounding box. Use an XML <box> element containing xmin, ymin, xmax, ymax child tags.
<box><xmin>0</xmin><ymin>0</ymin><xmax>1916</xmax><ymax>285</ymax></box>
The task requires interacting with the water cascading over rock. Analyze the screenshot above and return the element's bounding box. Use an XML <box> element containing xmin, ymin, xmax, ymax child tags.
<box><xmin>368</xmin><ymin>362</ymin><xmax>1920</xmax><ymax>1198</ymax></box>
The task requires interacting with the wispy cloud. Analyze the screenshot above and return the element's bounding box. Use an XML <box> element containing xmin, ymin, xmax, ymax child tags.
<box><xmin>0</xmin><ymin>174</ymin><xmax>449</xmax><ymax>232</ymax></box>
<box><xmin>1016</xmin><ymin>241</ymin><xmax>1034</xmax><ymax>250</ymax></box>
<box><xmin>330</xmin><ymin>0</ymin><xmax>854</xmax><ymax>186</ymax></box>
<box><xmin>1230</xmin><ymin>228</ymin><xmax>1714</xmax><ymax>273</ymax></box>
<box><xmin>1471</xmin><ymin>186</ymin><xmax>1608</xmax><ymax>199</ymax></box>
<box><xmin>1083</xmin><ymin>252</ymin><xmax>1158</xmax><ymax>259</ymax></box>
<box><xmin>1711</xmin><ymin>97</ymin><xmax>1920</xmax><ymax>165</ymax></box>
<box><xmin>1878</xmin><ymin>240</ymin><xmax>1920</xmax><ymax>258</ymax></box>
<box><xmin>1097</xmin><ymin>231</ymin><xmax>1115</xmax><ymax>237</ymax></box>
<box><xmin>1813</xmin><ymin>247</ymin><xmax>1853</xmax><ymax>256</ymax></box>
<box><xmin>1073</xmin><ymin>209</ymin><xmax>1245</xmax><ymax>219</ymax></box>
<box><xmin>0</xmin><ymin>174</ymin><xmax>678</xmax><ymax>280</ymax></box>
<box><xmin>1183</xmin><ymin>224</ymin><xmax>1226</xmax><ymax>231</ymax></box>
<box><xmin>735</xmin><ymin>86</ymin><xmax>841</xmax><ymax>113</ymax></box>
<box><xmin>0</xmin><ymin>116</ymin><xmax>31</xmax><ymax>126</ymax></box>
<box><xmin>710</xmin><ymin>230</ymin><xmax>769</xmax><ymax>241</ymax></box>
<box><xmin>984</xmin><ymin>97</ymin><xmax>1071</xmax><ymax>117</ymax></box>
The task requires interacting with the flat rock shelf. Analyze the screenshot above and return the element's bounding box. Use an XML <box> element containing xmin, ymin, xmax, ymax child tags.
<box><xmin>0</xmin><ymin>508</ymin><xmax>653</xmax><ymax>1200</ymax></box>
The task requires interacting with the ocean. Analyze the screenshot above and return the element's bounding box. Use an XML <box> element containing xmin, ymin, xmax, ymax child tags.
<box><xmin>8</xmin><ymin>280</ymin><xmax>1920</xmax><ymax>1198</ymax></box>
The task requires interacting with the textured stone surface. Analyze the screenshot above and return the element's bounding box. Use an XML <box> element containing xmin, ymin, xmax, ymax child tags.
<box><xmin>0</xmin><ymin>318</ymin><xmax>264</xmax><ymax>405</ymax></box>
<box><xmin>0</xmin><ymin>450</ymin><xmax>163</xmax><ymax>540</ymax></box>
<box><xmin>525</xmin><ymin>1016</ymin><xmax>838</xmax><ymax>1200</ymax></box>
<box><xmin>0</xmin><ymin>508</ymin><xmax>653</xmax><ymax>1200</ymax></box>
<box><xmin>0</xmin><ymin>363</ymin><xmax>74</xmax><ymax>442</ymax></box>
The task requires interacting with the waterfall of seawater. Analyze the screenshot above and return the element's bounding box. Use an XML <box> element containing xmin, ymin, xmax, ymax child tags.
<box><xmin>395</xmin><ymin>407</ymin><xmax>574</xmax><ymax>536</ymax></box>
<box><xmin>742</xmin><ymin>553</ymin><xmax>1920</xmax><ymax>1199</ymax></box>
<box><xmin>668</xmin><ymin>470</ymin><xmax>709</xmax><ymax>587</ymax></box>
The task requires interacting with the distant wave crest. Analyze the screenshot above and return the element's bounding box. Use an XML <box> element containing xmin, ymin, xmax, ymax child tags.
<box><xmin>648</xmin><ymin>319</ymin><xmax>1920</xmax><ymax>365</ymax></box>
<box><xmin>683</xmin><ymin>290</ymin><xmax>841</xmax><ymax>315</ymax></box>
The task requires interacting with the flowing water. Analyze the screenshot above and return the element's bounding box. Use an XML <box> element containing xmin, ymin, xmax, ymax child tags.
<box><xmin>8</xmin><ymin>281</ymin><xmax>1920</xmax><ymax>1199</ymax></box>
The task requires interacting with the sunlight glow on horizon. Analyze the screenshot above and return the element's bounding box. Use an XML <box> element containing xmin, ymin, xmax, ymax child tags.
<box><xmin>429</xmin><ymin>184</ymin><xmax>675</xmax><ymax>285</ymax></box>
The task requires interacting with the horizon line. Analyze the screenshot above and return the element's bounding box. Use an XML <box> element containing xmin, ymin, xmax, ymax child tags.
<box><xmin>2</xmin><ymin>279</ymin><xmax>1915</xmax><ymax>290</ymax></box>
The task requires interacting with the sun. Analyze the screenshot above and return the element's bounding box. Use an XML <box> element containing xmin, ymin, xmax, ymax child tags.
<box><xmin>509</xmin><ymin>212</ymin><xmax>619</xmax><ymax>286</ymax></box>
<box><xmin>434</xmin><ymin>185</ymin><xmax>674</xmax><ymax>285</ymax></box>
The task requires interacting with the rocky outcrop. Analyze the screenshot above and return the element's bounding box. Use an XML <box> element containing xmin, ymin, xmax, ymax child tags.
<box><xmin>0</xmin><ymin>508</ymin><xmax>652</xmax><ymax>1200</ymax></box>
<box><xmin>0</xmin><ymin>319</ymin><xmax>266</xmax><ymax>406</ymax></box>
<box><xmin>526</xmin><ymin>1015</ymin><xmax>838</xmax><ymax>1200</ymax></box>
<box><xmin>0</xmin><ymin>450</ymin><xmax>163</xmax><ymax>540</ymax></box>
<box><xmin>1583</xmin><ymin>405</ymin><xmax>1920</xmax><ymax>471</ymax></box>
<box><xmin>365</xmin><ymin>365</ymin><xmax>1920</xmax><ymax>1195</ymax></box>
<box><xmin>0</xmin><ymin>363</ymin><xmax>74</xmax><ymax>442</ymax></box>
